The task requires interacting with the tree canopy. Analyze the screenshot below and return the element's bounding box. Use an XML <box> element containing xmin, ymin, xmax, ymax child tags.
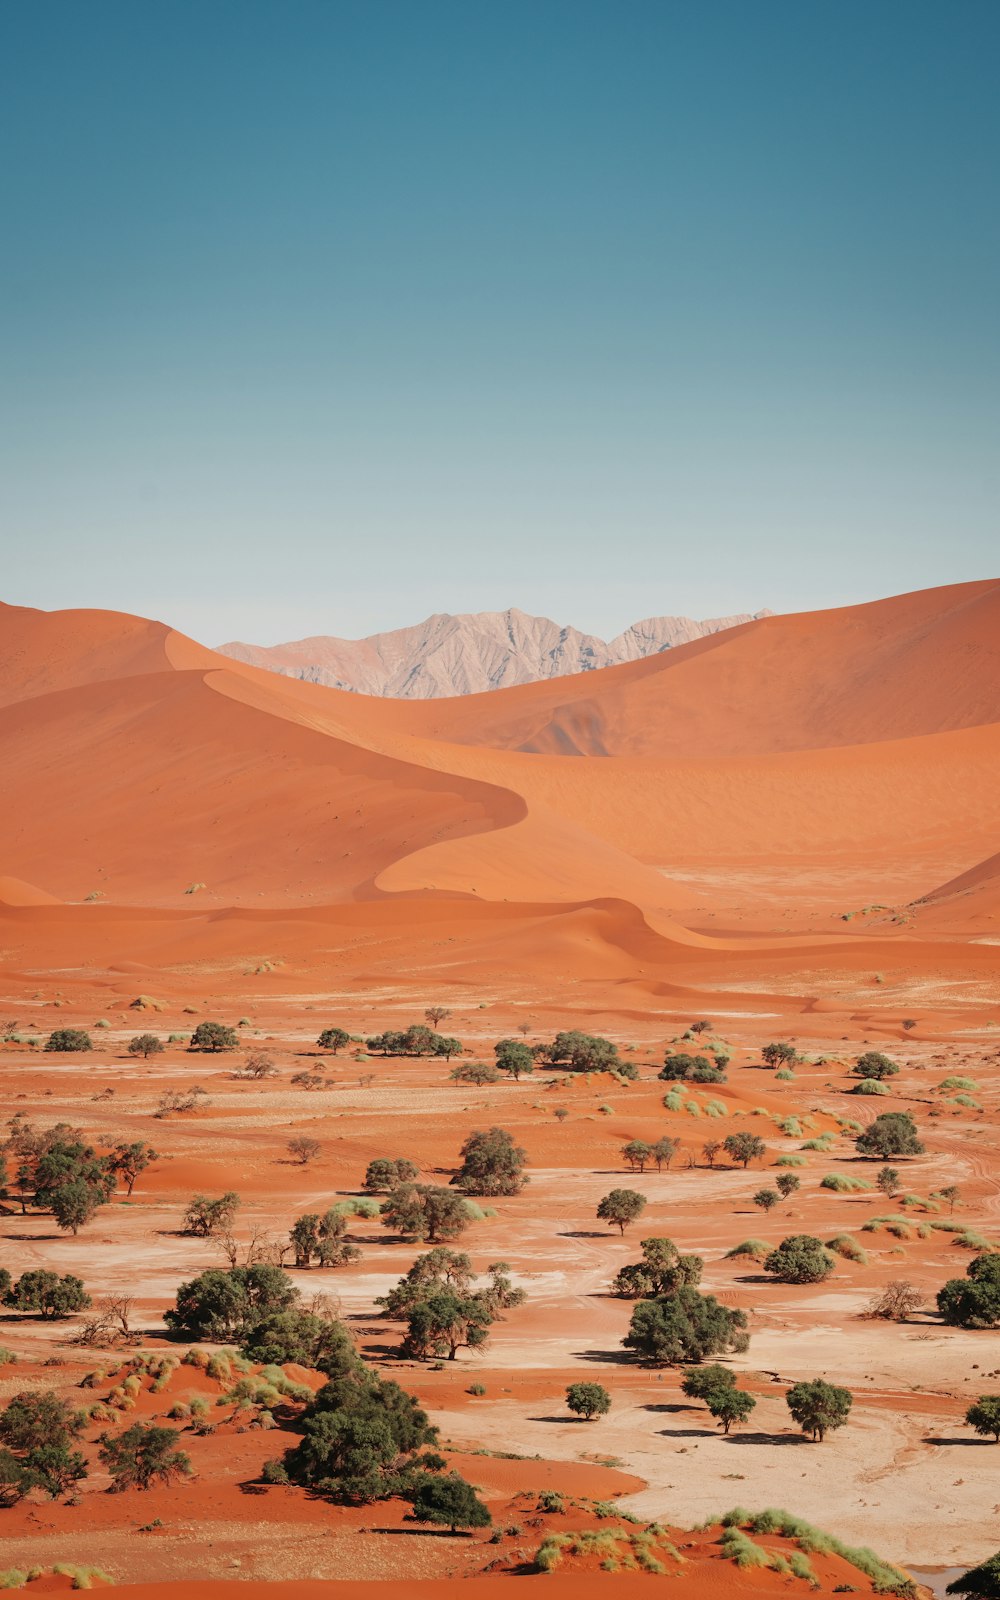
<box><xmin>624</xmin><ymin>1289</ymin><xmax>749</xmax><ymax>1365</ymax></box>
<box><xmin>785</xmin><ymin>1378</ymin><xmax>852</xmax><ymax>1441</ymax></box>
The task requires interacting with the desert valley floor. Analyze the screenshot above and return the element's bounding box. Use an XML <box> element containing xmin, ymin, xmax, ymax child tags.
<box><xmin>1</xmin><ymin>580</ymin><xmax>999</xmax><ymax>1598</ymax></box>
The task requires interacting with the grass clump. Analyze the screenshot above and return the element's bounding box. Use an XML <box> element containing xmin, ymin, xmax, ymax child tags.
<box><xmin>939</xmin><ymin>1076</ymin><xmax>976</xmax><ymax>1090</ymax></box>
<box><xmin>725</xmin><ymin>1238</ymin><xmax>773</xmax><ymax>1261</ymax></box>
<box><xmin>777</xmin><ymin>1116</ymin><xmax>803</xmax><ymax>1137</ymax></box>
<box><xmin>718</xmin><ymin>1509</ymin><xmax>914</xmax><ymax>1596</ymax></box>
<box><xmin>826</xmin><ymin>1233</ymin><xmax>868</xmax><ymax>1263</ymax></box>
<box><xmin>821</xmin><ymin>1173</ymin><xmax>871</xmax><ymax>1192</ymax></box>
<box><xmin>775</xmin><ymin>1154</ymin><xmax>806</xmax><ymax>1167</ymax></box>
<box><xmin>852</xmin><ymin>1078</ymin><xmax>892</xmax><ymax>1096</ymax></box>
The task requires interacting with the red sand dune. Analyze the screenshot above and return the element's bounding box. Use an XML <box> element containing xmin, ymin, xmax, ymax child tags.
<box><xmin>0</xmin><ymin>581</ymin><xmax>998</xmax><ymax>1015</ymax></box>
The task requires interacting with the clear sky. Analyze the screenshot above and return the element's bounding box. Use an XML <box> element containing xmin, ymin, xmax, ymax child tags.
<box><xmin>2</xmin><ymin>0</ymin><xmax>997</xmax><ymax>645</ymax></box>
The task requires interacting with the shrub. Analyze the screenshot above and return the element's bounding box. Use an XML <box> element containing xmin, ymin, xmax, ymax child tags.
<box><xmin>825</xmin><ymin>1234</ymin><xmax>868</xmax><ymax>1264</ymax></box>
<box><xmin>724</xmin><ymin>1239</ymin><xmax>772</xmax><ymax>1261</ymax></box>
<box><xmin>660</xmin><ymin>1054</ymin><xmax>725</xmax><ymax>1084</ymax></box>
<box><xmin>44</xmin><ymin>1030</ymin><xmax>92</xmax><ymax>1053</ymax></box>
<box><xmin>864</xmin><ymin>1280</ymin><xmax>923</xmax><ymax>1321</ymax></box>
<box><xmin>450</xmin><ymin>1062</ymin><xmax>501</xmax><ymax>1084</ymax></box>
<box><xmin>182</xmin><ymin>1192</ymin><xmax>240</xmax><ymax>1236</ymax></box>
<box><xmin>764</xmin><ymin>1235</ymin><xmax>835</xmax><ymax>1284</ymax></box>
<box><xmin>408</xmin><ymin>1470</ymin><xmax>491</xmax><ymax>1531</ymax></box>
<box><xmin>5</xmin><ymin>1271</ymin><xmax>90</xmax><ymax>1319</ymax></box>
<box><xmin>99</xmin><ymin>1422</ymin><xmax>192</xmax><ymax>1490</ymax></box>
<box><xmin>947</xmin><ymin>1552</ymin><xmax>1000</xmax><ymax>1596</ymax></box>
<box><xmin>381</xmin><ymin>1184</ymin><xmax>471</xmax><ymax>1243</ymax></box>
<box><xmin>852</xmin><ymin>1078</ymin><xmax>891</xmax><ymax>1096</ymax></box>
<box><xmin>610</xmin><ymin>1237</ymin><xmax>702</xmax><ymax>1298</ymax></box>
<box><xmin>189</xmin><ymin>1021</ymin><xmax>238</xmax><ymax>1052</ymax></box>
<box><xmin>128</xmin><ymin>1034</ymin><xmax>163</xmax><ymax>1059</ymax></box>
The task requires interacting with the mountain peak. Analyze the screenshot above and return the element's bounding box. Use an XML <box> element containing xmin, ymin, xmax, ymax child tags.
<box><xmin>217</xmin><ymin>606</ymin><xmax>773</xmax><ymax>698</ymax></box>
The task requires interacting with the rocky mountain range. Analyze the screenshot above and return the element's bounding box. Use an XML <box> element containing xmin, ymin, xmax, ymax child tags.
<box><xmin>217</xmin><ymin>606</ymin><xmax>772</xmax><ymax>699</ymax></box>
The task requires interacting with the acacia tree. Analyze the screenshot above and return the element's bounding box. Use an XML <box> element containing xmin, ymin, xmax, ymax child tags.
<box><xmin>454</xmin><ymin>1127</ymin><xmax>527</xmax><ymax>1196</ymax></box>
<box><xmin>51</xmin><ymin>1179</ymin><xmax>104</xmax><ymax>1235</ymax></box>
<box><xmin>723</xmin><ymin>1133</ymin><xmax>766</xmax><ymax>1169</ymax></box>
<box><xmin>938</xmin><ymin>1254</ymin><xmax>1000</xmax><ymax>1329</ymax></box>
<box><xmin>651</xmin><ymin>1136</ymin><xmax>679</xmax><ymax>1171</ymax></box>
<box><xmin>401</xmin><ymin>1291</ymin><xmax>494</xmax><ymax>1361</ymax></box>
<box><xmin>5</xmin><ymin>1270</ymin><xmax>90</xmax><ymax>1319</ymax></box>
<box><xmin>424</xmin><ymin>1007</ymin><xmax>451</xmax><ymax>1031</ymax></box>
<box><xmin>317</xmin><ymin>1027</ymin><xmax>350</xmax><ymax>1053</ymax></box>
<box><xmin>99</xmin><ymin>1422</ymin><xmax>192</xmax><ymax>1490</ymax></box>
<box><xmin>761</xmin><ymin>1042</ymin><xmax>798</xmax><ymax>1070</ymax></box>
<box><xmin>364</xmin><ymin>1157</ymin><xmax>419</xmax><ymax>1192</ymax></box>
<box><xmin>381</xmin><ymin>1184</ymin><xmax>470</xmax><ymax>1244</ymax></box>
<box><xmin>966</xmin><ymin>1396</ymin><xmax>1000</xmax><ymax>1443</ymax></box>
<box><xmin>566</xmin><ymin>1382</ymin><xmax>611</xmax><ymax>1420</ymax></box>
<box><xmin>597</xmin><ymin>1189</ymin><xmax>646</xmax><ymax>1235</ymax></box>
<box><xmin>128</xmin><ymin>1034</ymin><xmax>163</xmax><ymax>1059</ymax></box>
<box><xmin>494</xmin><ymin>1039</ymin><xmax>534</xmax><ymax>1080</ymax></box>
<box><xmin>288</xmin><ymin>1136</ymin><xmax>322</xmax><ymax>1165</ymax></box>
<box><xmin>622</xmin><ymin>1140</ymin><xmax>652</xmax><ymax>1173</ymax></box>
<box><xmin>183</xmin><ymin>1192</ymin><xmax>240</xmax><ymax>1236</ymax></box>
<box><xmin>408</xmin><ymin>1471</ymin><xmax>490</xmax><ymax>1532</ymax></box>
<box><xmin>775</xmin><ymin>1173</ymin><xmax>800</xmax><ymax>1201</ymax></box>
<box><xmin>0</xmin><ymin>1391</ymin><xmax>87</xmax><ymax>1504</ymax></box>
<box><xmin>190</xmin><ymin>1021</ymin><xmax>239</xmax><ymax>1052</ymax></box>
<box><xmin>946</xmin><ymin>1553</ymin><xmax>1000</xmax><ymax>1596</ymax></box>
<box><xmin>853</xmin><ymin>1051</ymin><xmax>899</xmax><ymax>1081</ymax></box>
<box><xmin>785</xmin><ymin>1378</ymin><xmax>852</xmax><ymax>1442</ymax></box>
<box><xmin>611</xmin><ymin>1237</ymin><xmax>702</xmax><ymax>1299</ymax></box>
<box><xmin>855</xmin><ymin>1112</ymin><xmax>923</xmax><ymax>1159</ymax></box>
<box><xmin>625</xmin><ymin>1289</ymin><xmax>749</xmax><ymax>1365</ymax></box>
<box><xmin>753</xmin><ymin>1188</ymin><xmax>780</xmax><ymax>1214</ymax></box>
<box><xmin>112</xmin><ymin>1141</ymin><xmax>158</xmax><ymax>1197</ymax></box>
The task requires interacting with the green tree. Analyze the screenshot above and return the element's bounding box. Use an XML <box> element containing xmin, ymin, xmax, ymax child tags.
<box><xmin>876</xmin><ymin>1165</ymin><xmax>900</xmax><ymax>1198</ymax></box>
<box><xmin>938</xmin><ymin>1254</ymin><xmax>1000</xmax><ymax>1329</ymax></box>
<box><xmin>401</xmin><ymin>1291</ymin><xmax>494</xmax><ymax>1360</ymax></box>
<box><xmin>660</xmin><ymin>1053</ymin><xmax>725</xmax><ymax>1084</ymax></box>
<box><xmin>242</xmin><ymin>1307</ymin><xmax>357</xmax><ymax>1369</ymax></box>
<box><xmin>424</xmin><ymin>1006</ymin><xmax>451</xmax><ymax>1030</ymax></box>
<box><xmin>545</xmin><ymin>1031</ymin><xmax>619</xmax><ymax>1072</ymax></box>
<box><xmin>364</xmin><ymin>1156</ymin><xmax>419</xmax><ymax>1192</ymax></box>
<box><xmin>966</xmin><ymin>1396</ymin><xmax>1000</xmax><ymax>1443</ymax></box>
<box><xmin>380</xmin><ymin>1184</ymin><xmax>470</xmax><ymax>1243</ymax></box>
<box><xmin>723</xmin><ymin>1133</ymin><xmax>766</xmax><ymax>1169</ymax></box>
<box><xmin>775</xmin><ymin>1173</ymin><xmax>800</xmax><ymax>1201</ymax></box>
<box><xmin>853</xmin><ymin>1051</ymin><xmax>899</xmax><ymax>1080</ymax></box>
<box><xmin>433</xmin><ymin>1036</ymin><xmax>463</xmax><ymax>1060</ymax></box>
<box><xmin>680</xmin><ymin>1363</ymin><xmax>736</xmax><ymax>1403</ymax></box>
<box><xmin>44</xmin><ymin>1029</ymin><xmax>92</xmax><ymax>1053</ymax></box>
<box><xmin>5</xmin><ymin>1270</ymin><xmax>90</xmax><ymax>1318</ymax></box>
<box><xmin>494</xmin><ymin>1039</ymin><xmax>534</xmax><ymax>1080</ymax></box>
<box><xmin>288</xmin><ymin>1135</ymin><xmax>322</xmax><ymax>1165</ymax></box>
<box><xmin>50</xmin><ymin>1179</ymin><xmax>104</xmax><ymax>1234</ymax></box>
<box><xmin>455</xmin><ymin>1127</ymin><xmax>527</xmax><ymax>1197</ymax></box>
<box><xmin>764</xmin><ymin>1235</ymin><xmax>835</xmax><ymax>1284</ymax></box>
<box><xmin>450</xmin><ymin>1062</ymin><xmax>501</xmax><ymax>1084</ymax></box>
<box><xmin>99</xmin><ymin>1422</ymin><xmax>191</xmax><ymax>1490</ymax></box>
<box><xmin>597</xmin><ymin>1188</ymin><xmax>646</xmax><ymax>1235</ymax></box>
<box><xmin>379</xmin><ymin>1248</ymin><xmax>475</xmax><ymax>1318</ymax></box>
<box><xmin>112</xmin><ymin>1140</ymin><xmax>158</xmax><ymax>1197</ymax></box>
<box><xmin>0</xmin><ymin>1389</ymin><xmax>88</xmax><ymax>1503</ymax></box>
<box><xmin>611</xmin><ymin>1237</ymin><xmax>702</xmax><ymax>1299</ymax></box>
<box><xmin>190</xmin><ymin>1020</ymin><xmax>238</xmax><ymax>1052</ymax></box>
<box><xmin>566</xmin><ymin>1382</ymin><xmax>611</xmax><ymax>1420</ymax></box>
<box><xmin>317</xmin><ymin>1027</ymin><xmax>350</xmax><ymax>1053</ymax></box>
<box><xmin>785</xmin><ymin>1378</ymin><xmax>852</xmax><ymax>1441</ymax></box>
<box><xmin>753</xmin><ymin>1188</ymin><xmax>780</xmax><ymax>1214</ymax></box>
<box><xmin>855</xmin><ymin>1112</ymin><xmax>923</xmax><ymax>1159</ymax></box>
<box><xmin>165</xmin><ymin>1264</ymin><xmax>297</xmax><ymax>1341</ymax></box>
<box><xmin>625</xmin><ymin>1289</ymin><xmax>748</xmax><ymax>1365</ymax></box>
<box><xmin>282</xmin><ymin>1366</ymin><xmax>438</xmax><ymax>1504</ymax></box>
<box><xmin>651</xmin><ymin>1136</ymin><xmax>679</xmax><ymax>1171</ymax></box>
<box><xmin>182</xmin><ymin>1191</ymin><xmax>240</xmax><ymax>1236</ymax></box>
<box><xmin>947</xmin><ymin>1552</ymin><xmax>1000</xmax><ymax>1596</ymax></box>
<box><xmin>408</xmin><ymin>1470</ymin><xmax>490</xmax><ymax>1532</ymax></box>
<box><xmin>622</xmin><ymin>1139</ymin><xmax>653</xmax><ymax>1173</ymax></box>
<box><xmin>761</xmin><ymin>1042</ymin><xmax>798</xmax><ymax>1070</ymax></box>
<box><xmin>708</xmin><ymin>1386</ymin><xmax>756</xmax><ymax>1433</ymax></box>
<box><xmin>128</xmin><ymin>1033</ymin><xmax>163</xmax><ymax>1059</ymax></box>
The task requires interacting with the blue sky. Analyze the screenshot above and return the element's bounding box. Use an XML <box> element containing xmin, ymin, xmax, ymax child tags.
<box><xmin>1</xmin><ymin>0</ymin><xmax>997</xmax><ymax>644</ymax></box>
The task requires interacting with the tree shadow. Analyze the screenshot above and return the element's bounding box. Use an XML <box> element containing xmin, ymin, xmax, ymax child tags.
<box><xmin>527</xmin><ymin>1415</ymin><xmax>591</xmax><ymax>1425</ymax></box>
<box><xmin>643</xmin><ymin>1403</ymin><xmax>691</xmax><ymax>1415</ymax></box>
<box><xmin>558</xmin><ymin>1230</ymin><xmax>608</xmax><ymax>1239</ymax></box>
<box><xmin>724</xmin><ymin>1431</ymin><xmax>809</xmax><ymax>1446</ymax></box>
<box><xmin>923</xmin><ymin>1435</ymin><xmax>997</xmax><ymax>1446</ymax></box>
<box><xmin>571</xmin><ymin>1348</ymin><xmax>634</xmax><ymax>1365</ymax></box>
<box><xmin>655</xmin><ymin>1426</ymin><xmax>717</xmax><ymax>1439</ymax></box>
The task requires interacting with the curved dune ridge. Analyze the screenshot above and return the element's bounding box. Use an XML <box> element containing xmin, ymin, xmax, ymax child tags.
<box><xmin>1</xmin><ymin>583</ymin><xmax>998</xmax><ymax>1003</ymax></box>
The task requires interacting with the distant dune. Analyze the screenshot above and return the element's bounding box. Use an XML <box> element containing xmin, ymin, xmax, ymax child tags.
<box><xmin>1</xmin><ymin>581</ymin><xmax>998</xmax><ymax>1013</ymax></box>
<box><xmin>217</xmin><ymin>605</ymin><xmax>773</xmax><ymax>698</ymax></box>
